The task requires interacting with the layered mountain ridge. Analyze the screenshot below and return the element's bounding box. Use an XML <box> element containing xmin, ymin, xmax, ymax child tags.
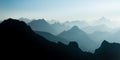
<box><xmin>0</xmin><ymin>18</ymin><xmax>120</xmax><ymax>60</ymax></box>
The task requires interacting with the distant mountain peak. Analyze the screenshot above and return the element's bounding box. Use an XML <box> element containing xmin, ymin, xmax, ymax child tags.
<box><xmin>33</xmin><ymin>19</ymin><xmax>47</xmax><ymax>23</ymax></box>
<box><xmin>28</xmin><ymin>18</ymin><xmax>57</xmax><ymax>35</ymax></box>
<box><xmin>38</xmin><ymin>19</ymin><xmax>46</xmax><ymax>22</ymax></box>
<box><xmin>30</xmin><ymin>19</ymin><xmax>47</xmax><ymax>23</ymax></box>
<box><xmin>98</xmin><ymin>17</ymin><xmax>110</xmax><ymax>22</ymax></box>
<box><xmin>71</xmin><ymin>26</ymin><xmax>80</xmax><ymax>31</ymax></box>
<box><xmin>29</xmin><ymin>19</ymin><xmax>49</xmax><ymax>25</ymax></box>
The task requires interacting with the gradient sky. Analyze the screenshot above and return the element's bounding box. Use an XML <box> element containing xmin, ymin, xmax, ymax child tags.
<box><xmin>0</xmin><ymin>0</ymin><xmax>120</xmax><ymax>22</ymax></box>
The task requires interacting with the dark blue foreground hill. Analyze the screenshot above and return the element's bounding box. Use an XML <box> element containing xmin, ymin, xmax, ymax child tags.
<box><xmin>95</xmin><ymin>40</ymin><xmax>120</xmax><ymax>60</ymax></box>
<box><xmin>0</xmin><ymin>18</ymin><xmax>120</xmax><ymax>60</ymax></box>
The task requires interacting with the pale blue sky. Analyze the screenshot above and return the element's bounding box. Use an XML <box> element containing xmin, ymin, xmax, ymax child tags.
<box><xmin>0</xmin><ymin>0</ymin><xmax>120</xmax><ymax>22</ymax></box>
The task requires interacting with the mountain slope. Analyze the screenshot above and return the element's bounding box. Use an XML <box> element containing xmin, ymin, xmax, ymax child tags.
<box><xmin>58</xmin><ymin>26</ymin><xmax>97</xmax><ymax>52</ymax></box>
<box><xmin>35</xmin><ymin>31</ymin><xmax>69</xmax><ymax>44</ymax></box>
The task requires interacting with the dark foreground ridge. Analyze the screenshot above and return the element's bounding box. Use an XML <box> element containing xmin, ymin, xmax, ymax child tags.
<box><xmin>0</xmin><ymin>18</ymin><xmax>120</xmax><ymax>60</ymax></box>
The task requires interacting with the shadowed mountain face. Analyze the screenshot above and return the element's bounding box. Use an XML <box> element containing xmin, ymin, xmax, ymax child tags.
<box><xmin>0</xmin><ymin>18</ymin><xmax>120</xmax><ymax>60</ymax></box>
<box><xmin>58</xmin><ymin>26</ymin><xmax>97</xmax><ymax>52</ymax></box>
<box><xmin>28</xmin><ymin>19</ymin><xmax>57</xmax><ymax>35</ymax></box>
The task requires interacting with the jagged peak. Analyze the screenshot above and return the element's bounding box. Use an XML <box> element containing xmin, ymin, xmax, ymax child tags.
<box><xmin>103</xmin><ymin>40</ymin><xmax>109</xmax><ymax>43</ymax></box>
<box><xmin>38</xmin><ymin>19</ymin><xmax>46</xmax><ymax>22</ymax></box>
<box><xmin>30</xmin><ymin>19</ymin><xmax>48</xmax><ymax>24</ymax></box>
<box><xmin>101</xmin><ymin>40</ymin><xmax>109</xmax><ymax>46</ymax></box>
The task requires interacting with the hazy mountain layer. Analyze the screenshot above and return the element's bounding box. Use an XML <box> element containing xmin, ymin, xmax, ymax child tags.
<box><xmin>58</xmin><ymin>26</ymin><xmax>98</xmax><ymax>52</ymax></box>
<box><xmin>28</xmin><ymin>19</ymin><xmax>57</xmax><ymax>35</ymax></box>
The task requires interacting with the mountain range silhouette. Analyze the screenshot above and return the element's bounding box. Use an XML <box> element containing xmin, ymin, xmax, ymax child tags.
<box><xmin>0</xmin><ymin>18</ymin><xmax>120</xmax><ymax>60</ymax></box>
